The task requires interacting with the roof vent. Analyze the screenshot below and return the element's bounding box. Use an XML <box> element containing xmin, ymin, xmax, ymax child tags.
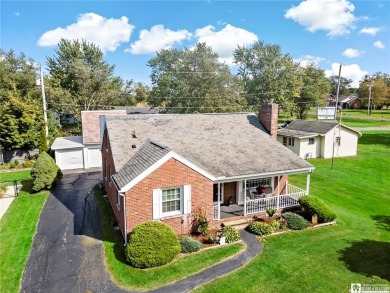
<box><xmin>132</xmin><ymin>131</ymin><xmax>137</xmax><ymax>138</ymax></box>
<box><xmin>132</xmin><ymin>144</ymin><xmax>136</xmax><ymax>148</ymax></box>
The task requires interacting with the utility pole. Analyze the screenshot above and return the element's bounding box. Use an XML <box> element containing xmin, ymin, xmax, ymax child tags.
<box><xmin>334</xmin><ymin>63</ymin><xmax>342</xmax><ymax>120</ymax></box>
<box><xmin>331</xmin><ymin>64</ymin><xmax>342</xmax><ymax>169</ymax></box>
<box><xmin>40</xmin><ymin>65</ymin><xmax>49</xmax><ymax>145</ymax></box>
<box><xmin>367</xmin><ymin>84</ymin><xmax>373</xmax><ymax>115</ymax></box>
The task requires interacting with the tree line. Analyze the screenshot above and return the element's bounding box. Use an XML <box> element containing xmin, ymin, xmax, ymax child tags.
<box><xmin>1</xmin><ymin>39</ymin><xmax>389</xmax><ymax>151</ymax></box>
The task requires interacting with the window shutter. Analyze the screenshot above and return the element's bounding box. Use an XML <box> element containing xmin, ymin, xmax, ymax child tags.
<box><xmin>152</xmin><ymin>189</ymin><xmax>162</xmax><ymax>219</ymax></box>
<box><xmin>183</xmin><ymin>185</ymin><xmax>191</xmax><ymax>214</ymax></box>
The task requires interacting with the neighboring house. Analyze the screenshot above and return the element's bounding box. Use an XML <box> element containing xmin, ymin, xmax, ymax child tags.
<box><xmin>101</xmin><ymin>104</ymin><xmax>314</xmax><ymax>242</ymax></box>
<box><xmin>277</xmin><ymin>120</ymin><xmax>361</xmax><ymax>159</ymax></box>
<box><xmin>51</xmin><ymin>110</ymin><xmax>126</xmax><ymax>170</ymax></box>
<box><xmin>338</xmin><ymin>96</ymin><xmax>362</xmax><ymax>109</ymax></box>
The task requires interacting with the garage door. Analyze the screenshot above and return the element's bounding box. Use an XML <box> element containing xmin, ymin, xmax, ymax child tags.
<box><xmin>56</xmin><ymin>148</ymin><xmax>84</xmax><ymax>170</ymax></box>
<box><xmin>88</xmin><ymin>148</ymin><xmax>102</xmax><ymax>168</ymax></box>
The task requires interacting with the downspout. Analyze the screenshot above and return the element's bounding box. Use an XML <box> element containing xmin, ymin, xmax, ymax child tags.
<box><xmin>122</xmin><ymin>192</ymin><xmax>127</xmax><ymax>246</ymax></box>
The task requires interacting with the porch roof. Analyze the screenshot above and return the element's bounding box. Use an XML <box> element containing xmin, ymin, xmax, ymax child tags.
<box><xmin>105</xmin><ymin>113</ymin><xmax>313</xmax><ymax>185</ymax></box>
<box><xmin>277</xmin><ymin>128</ymin><xmax>319</xmax><ymax>139</ymax></box>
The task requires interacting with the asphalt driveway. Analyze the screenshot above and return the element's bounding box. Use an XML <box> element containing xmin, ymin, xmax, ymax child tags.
<box><xmin>20</xmin><ymin>171</ymin><xmax>263</xmax><ymax>293</ymax></box>
<box><xmin>20</xmin><ymin>171</ymin><xmax>127</xmax><ymax>293</ymax></box>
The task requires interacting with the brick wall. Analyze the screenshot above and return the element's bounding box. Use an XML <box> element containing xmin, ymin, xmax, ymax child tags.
<box><xmin>274</xmin><ymin>175</ymin><xmax>288</xmax><ymax>195</ymax></box>
<box><xmin>223</xmin><ymin>182</ymin><xmax>237</xmax><ymax>204</ymax></box>
<box><xmin>259</xmin><ymin>103</ymin><xmax>279</xmax><ymax>140</ymax></box>
<box><xmin>101</xmin><ymin>129</ymin><xmax>126</xmax><ymax>237</ymax></box>
<box><xmin>125</xmin><ymin>158</ymin><xmax>213</xmax><ymax>235</ymax></box>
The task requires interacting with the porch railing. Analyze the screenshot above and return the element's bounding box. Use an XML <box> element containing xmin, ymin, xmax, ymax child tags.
<box><xmin>245</xmin><ymin>184</ymin><xmax>305</xmax><ymax>215</ymax></box>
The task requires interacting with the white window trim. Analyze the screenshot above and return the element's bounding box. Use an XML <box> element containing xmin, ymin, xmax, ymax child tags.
<box><xmin>308</xmin><ymin>138</ymin><xmax>314</xmax><ymax>145</ymax></box>
<box><xmin>288</xmin><ymin>137</ymin><xmax>295</xmax><ymax>146</ymax></box>
<box><xmin>161</xmin><ymin>186</ymin><xmax>183</xmax><ymax>218</ymax></box>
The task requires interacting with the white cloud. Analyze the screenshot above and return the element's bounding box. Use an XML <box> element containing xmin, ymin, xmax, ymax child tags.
<box><xmin>325</xmin><ymin>63</ymin><xmax>368</xmax><ymax>87</ymax></box>
<box><xmin>38</xmin><ymin>13</ymin><xmax>134</xmax><ymax>52</ymax></box>
<box><xmin>374</xmin><ymin>41</ymin><xmax>385</xmax><ymax>49</ymax></box>
<box><xmin>284</xmin><ymin>0</ymin><xmax>356</xmax><ymax>37</ymax></box>
<box><xmin>194</xmin><ymin>24</ymin><xmax>258</xmax><ymax>64</ymax></box>
<box><xmin>294</xmin><ymin>55</ymin><xmax>325</xmax><ymax>66</ymax></box>
<box><xmin>342</xmin><ymin>48</ymin><xmax>364</xmax><ymax>58</ymax></box>
<box><xmin>359</xmin><ymin>27</ymin><xmax>381</xmax><ymax>35</ymax></box>
<box><xmin>127</xmin><ymin>25</ymin><xmax>192</xmax><ymax>54</ymax></box>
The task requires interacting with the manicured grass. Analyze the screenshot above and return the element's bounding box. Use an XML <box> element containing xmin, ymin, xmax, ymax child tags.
<box><xmin>339</xmin><ymin>117</ymin><xmax>390</xmax><ymax>128</ymax></box>
<box><xmin>339</xmin><ymin>109</ymin><xmax>390</xmax><ymax>119</ymax></box>
<box><xmin>0</xmin><ymin>180</ymin><xmax>48</xmax><ymax>293</ymax></box>
<box><xmin>94</xmin><ymin>186</ymin><xmax>243</xmax><ymax>290</ymax></box>
<box><xmin>0</xmin><ymin>170</ymin><xmax>32</xmax><ymax>186</ymax></box>
<box><xmin>196</xmin><ymin>131</ymin><xmax>390</xmax><ymax>293</ymax></box>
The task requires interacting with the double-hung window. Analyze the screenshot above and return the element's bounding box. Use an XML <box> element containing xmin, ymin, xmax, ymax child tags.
<box><xmin>308</xmin><ymin>138</ymin><xmax>314</xmax><ymax>145</ymax></box>
<box><xmin>288</xmin><ymin>137</ymin><xmax>295</xmax><ymax>146</ymax></box>
<box><xmin>162</xmin><ymin>187</ymin><xmax>181</xmax><ymax>214</ymax></box>
<box><xmin>153</xmin><ymin>185</ymin><xmax>191</xmax><ymax>219</ymax></box>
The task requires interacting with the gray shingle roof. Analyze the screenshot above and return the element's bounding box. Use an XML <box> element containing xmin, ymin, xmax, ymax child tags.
<box><xmin>280</xmin><ymin>120</ymin><xmax>339</xmax><ymax>135</ymax></box>
<box><xmin>112</xmin><ymin>139</ymin><xmax>170</xmax><ymax>189</ymax></box>
<box><xmin>105</xmin><ymin>113</ymin><xmax>313</xmax><ymax>185</ymax></box>
<box><xmin>277</xmin><ymin>129</ymin><xmax>319</xmax><ymax>138</ymax></box>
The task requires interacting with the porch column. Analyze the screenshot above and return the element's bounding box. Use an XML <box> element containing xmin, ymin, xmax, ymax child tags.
<box><xmin>217</xmin><ymin>183</ymin><xmax>221</xmax><ymax>220</ymax></box>
<box><xmin>276</xmin><ymin>176</ymin><xmax>280</xmax><ymax>210</ymax></box>
<box><xmin>306</xmin><ymin>171</ymin><xmax>311</xmax><ymax>195</ymax></box>
<box><xmin>243</xmin><ymin>179</ymin><xmax>247</xmax><ymax>216</ymax></box>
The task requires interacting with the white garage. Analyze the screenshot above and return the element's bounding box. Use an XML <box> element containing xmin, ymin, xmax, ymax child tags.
<box><xmin>57</xmin><ymin>148</ymin><xmax>84</xmax><ymax>169</ymax></box>
<box><xmin>86</xmin><ymin>147</ymin><xmax>102</xmax><ymax>168</ymax></box>
<box><xmin>51</xmin><ymin>136</ymin><xmax>85</xmax><ymax>170</ymax></box>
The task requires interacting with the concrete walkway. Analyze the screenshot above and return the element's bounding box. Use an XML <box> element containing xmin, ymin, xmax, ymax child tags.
<box><xmin>0</xmin><ymin>185</ymin><xmax>20</xmax><ymax>220</ymax></box>
<box><xmin>21</xmin><ymin>172</ymin><xmax>263</xmax><ymax>292</ymax></box>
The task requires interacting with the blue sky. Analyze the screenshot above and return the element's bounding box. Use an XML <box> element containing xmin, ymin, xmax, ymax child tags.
<box><xmin>1</xmin><ymin>0</ymin><xmax>389</xmax><ymax>87</ymax></box>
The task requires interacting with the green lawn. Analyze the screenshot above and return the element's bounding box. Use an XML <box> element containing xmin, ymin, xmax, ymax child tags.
<box><xmin>340</xmin><ymin>117</ymin><xmax>390</xmax><ymax>128</ymax></box>
<box><xmin>0</xmin><ymin>180</ymin><xmax>48</xmax><ymax>293</ymax></box>
<box><xmin>0</xmin><ymin>170</ymin><xmax>32</xmax><ymax>186</ymax></box>
<box><xmin>94</xmin><ymin>186</ymin><xmax>244</xmax><ymax>290</ymax></box>
<box><xmin>196</xmin><ymin>131</ymin><xmax>390</xmax><ymax>293</ymax></box>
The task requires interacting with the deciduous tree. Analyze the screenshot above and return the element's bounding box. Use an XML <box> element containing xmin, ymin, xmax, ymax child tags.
<box><xmin>233</xmin><ymin>41</ymin><xmax>302</xmax><ymax>112</ymax></box>
<box><xmin>294</xmin><ymin>64</ymin><xmax>330</xmax><ymax>119</ymax></box>
<box><xmin>147</xmin><ymin>43</ymin><xmax>246</xmax><ymax>113</ymax></box>
<box><xmin>46</xmin><ymin>39</ymin><xmax>122</xmax><ymax>121</ymax></box>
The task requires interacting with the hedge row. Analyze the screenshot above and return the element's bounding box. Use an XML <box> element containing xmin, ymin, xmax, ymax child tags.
<box><xmin>298</xmin><ymin>196</ymin><xmax>336</xmax><ymax>223</ymax></box>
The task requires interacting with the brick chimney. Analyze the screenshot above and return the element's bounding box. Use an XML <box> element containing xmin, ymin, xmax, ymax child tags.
<box><xmin>259</xmin><ymin>103</ymin><xmax>279</xmax><ymax>140</ymax></box>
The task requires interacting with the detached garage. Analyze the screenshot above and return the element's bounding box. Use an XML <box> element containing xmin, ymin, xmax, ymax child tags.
<box><xmin>51</xmin><ymin>110</ymin><xmax>126</xmax><ymax>170</ymax></box>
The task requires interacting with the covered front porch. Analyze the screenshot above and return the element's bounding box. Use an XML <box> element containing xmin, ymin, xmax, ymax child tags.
<box><xmin>212</xmin><ymin>172</ymin><xmax>311</xmax><ymax>221</ymax></box>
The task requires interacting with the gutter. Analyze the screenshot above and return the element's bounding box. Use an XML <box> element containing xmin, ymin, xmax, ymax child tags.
<box><xmin>214</xmin><ymin>167</ymin><xmax>314</xmax><ymax>183</ymax></box>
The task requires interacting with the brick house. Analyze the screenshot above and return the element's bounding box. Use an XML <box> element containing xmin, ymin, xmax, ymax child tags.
<box><xmin>101</xmin><ymin>104</ymin><xmax>314</xmax><ymax>243</ymax></box>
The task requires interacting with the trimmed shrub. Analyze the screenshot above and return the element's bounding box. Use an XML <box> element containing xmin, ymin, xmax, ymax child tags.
<box><xmin>125</xmin><ymin>222</ymin><xmax>180</xmax><ymax>268</ymax></box>
<box><xmin>179</xmin><ymin>237</ymin><xmax>203</xmax><ymax>253</ymax></box>
<box><xmin>30</xmin><ymin>152</ymin><xmax>62</xmax><ymax>192</ymax></box>
<box><xmin>247</xmin><ymin>222</ymin><xmax>274</xmax><ymax>236</ymax></box>
<box><xmin>282</xmin><ymin>212</ymin><xmax>311</xmax><ymax>230</ymax></box>
<box><xmin>269</xmin><ymin>220</ymin><xmax>280</xmax><ymax>231</ymax></box>
<box><xmin>220</xmin><ymin>225</ymin><xmax>240</xmax><ymax>243</ymax></box>
<box><xmin>298</xmin><ymin>196</ymin><xmax>336</xmax><ymax>223</ymax></box>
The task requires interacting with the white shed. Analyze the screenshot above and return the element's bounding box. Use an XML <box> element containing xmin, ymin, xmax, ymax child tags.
<box><xmin>277</xmin><ymin>120</ymin><xmax>361</xmax><ymax>159</ymax></box>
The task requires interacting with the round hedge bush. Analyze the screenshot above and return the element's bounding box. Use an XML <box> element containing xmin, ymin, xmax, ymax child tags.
<box><xmin>298</xmin><ymin>196</ymin><xmax>336</xmax><ymax>223</ymax></box>
<box><xmin>125</xmin><ymin>222</ymin><xmax>180</xmax><ymax>268</ymax></box>
<box><xmin>179</xmin><ymin>236</ymin><xmax>203</xmax><ymax>253</ymax></box>
<box><xmin>247</xmin><ymin>222</ymin><xmax>275</xmax><ymax>236</ymax></box>
<box><xmin>221</xmin><ymin>225</ymin><xmax>240</xmax><ymax>243</ymax></box>
<box><xmin>282</xmin><ymin>212</ymin><xmax>311</xmax><ymax>230</ymax></box>
<box><xmin>30</xmin><ymin>152</ymin><xmax>62</xmax><ymax>192</ymax></box>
